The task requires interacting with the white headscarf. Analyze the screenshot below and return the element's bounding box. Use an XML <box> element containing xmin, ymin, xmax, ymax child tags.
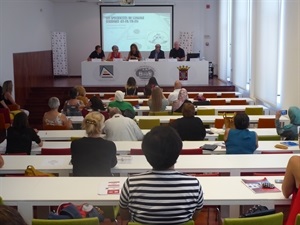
<box><xmin>115</xmin><ymin>90</ymin><xmax>125</xmax><ymax>102</ymax></box>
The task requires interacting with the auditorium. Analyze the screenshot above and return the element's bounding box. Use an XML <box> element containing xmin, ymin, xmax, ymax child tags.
<box><xmin>0</xmin><ymin>0</ymin><xmax>300</xmax><ymax>225</ymax></box>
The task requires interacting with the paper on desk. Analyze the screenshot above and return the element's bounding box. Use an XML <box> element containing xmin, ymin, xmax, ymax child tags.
<box><xmin>41</xmin><ymin>158</ymin><xmax>65</xmax><ymax>166</ymax></box>
<box><xmin>98</xmin><ymin>181</ymin><xmax>120</xmax><ymax>195</ymax></box>
<box><xmin>117</xmin><ymin>155</ymin><xmax>132</xmax><ymax>164</ymax></box>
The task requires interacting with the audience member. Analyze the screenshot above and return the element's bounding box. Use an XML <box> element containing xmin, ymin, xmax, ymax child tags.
<box><xmin>144</xmin><ymin>77</ymin><xmax>159</xmax><ymax>96</ymax></box>
<box><xmin>147</xmin><ymin>86</ymin><xmax>169</xmax><ymax>112</ymax></box>
<box><xmin>125</xmin><ymin>77</ymin><xmax>138</xmax><ymax>96</ymax></box>
<box><xmin>149</xmin><ymin>44</ymin><xmax>165</xmax><ymax>61</ymax></box>
<box><xmin>0</xmin><ymin>154</ymin><xmax>4</xmax><ymax>168</ymax></box>
<box><xmin>63</xmin><ymin>87</ymin><xmax>84</xmax><ymax>116</ymax></box>
<box><xmin>43</xmin><ymin>97</ymin><xmax>72</xmax><ymax>129</ymax></box>
<box><xmin>107</xmin><ymin>45</ymin><xmax>122</xmax><ymax>61</ymax></box>
<box><xmin>276</xmin><ymin>106</ymin><xmax>300</xmax><ymax>140</ymax></box>
<box><xmin>75</xmin><ymin>85</ymin><xmax>89</xmax><ymax>106</ymax></box>
<box><xmin>0</xmin><ymin>85</ymin><xmax>9</xmax><ymax>109</ymax></box>
<box><xmin>90</xmin><ymin>96</ymin><xmax>106</xmax><ymax>111</ymax></box>
<box><xmin>87</xmin><ymin>45</ymin><xmax>105</xmax><ymax>61</ymax></box>
<box><xmin>168</xmin><ymin>80</ymin><xmax>182</xmax><ymax>104</ymax></box>
<box><xmin>119</xmin><ymin>126</ymin><xmax>203</xmax><ymax>224</ymax></box>
<box><xmin>127</xmin><ymin>43</ymin><xmax>142</xmax><ymax>61</ymax></box>
<box><xmin>104</xmin><ymin>107</ymin><xmax>143</xmax><ymax>141</ymax></box>
<box><xmin>6</xmin><ymin>112</ymin><xmax>43</xmax><ymax>155</ymax></box>
<box><xmin>2</xmin><ymin>80</ymin><xmax>29</xmax><ymax>116</ymax></box>
<box><xmin>282</xmin><ymin>155</ymin><xmax>300</xmax><ymax>198</ymax></box>
<box><xmin>169</xmin><ymin>41</ymin><xmax>185</xmax><ymax>61</ymax></box>
<box><xmin>108</xmin><ymin>91</ymin><xmax>135</xmax><ymax>118</ymax></box>
<box><xmin>71</xmin><ymin>112</ymin><xmax>117</xmax><ymax>176</ymax></box>
<box><xmin>170</xmin><ymin>103</ymin><xmax>206</xmax><ymax>141</ymax></box>
<box><xmin>0</xmin><ymin>205</ymin><xmax>27</xmax><ymax>225</ymax></box>
<box><xmin>172</xmin><ymin>88</ymin><xmax>191</xmax><ymax>112</ymax></box>
<box><xmin>224</xmin><ymin>112</ymin><xmax>258</xmax><ymax>154</ymax></box>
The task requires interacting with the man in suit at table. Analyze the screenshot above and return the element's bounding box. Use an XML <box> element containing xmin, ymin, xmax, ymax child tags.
<box><xmin>148</xmin><ymin>44</ymin><xmax>165</xmax><ymax>61</ymax></box>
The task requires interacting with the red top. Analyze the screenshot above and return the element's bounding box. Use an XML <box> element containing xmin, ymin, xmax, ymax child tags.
<box><xmin>109</xmin><ymin>52</ymin><xmax>121</xmax><ymax>60</ymax></box>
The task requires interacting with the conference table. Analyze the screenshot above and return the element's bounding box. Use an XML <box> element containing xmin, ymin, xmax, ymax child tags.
<box><xmin>81</xmin><ymin>60</ymin><xmax>209</xmax><ymax>86</ymax></box>
<box><xmin>68</xmin><ymin>115</ymin><xmax>289</xmax><ymax>125</ymax></box>
<box><xmin>0</xmin><ymin>154</ymin><xmax>293</xmax><ymax>176</ymax></box>
<box><xmin>134</xmin><ymin>105</ymin><xmax>268</xmax><ymax>116</ymax></box>
<box><xmin>0</xmin><ymin>176</ymin><xmax>289</xmax><ymax>223</ymax></box>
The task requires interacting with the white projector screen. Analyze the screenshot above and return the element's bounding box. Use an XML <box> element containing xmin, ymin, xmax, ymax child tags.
<box><xmin>100</xmin><ymin>5</ymin><xmax>173</xmax><ymax>52</ymax></box>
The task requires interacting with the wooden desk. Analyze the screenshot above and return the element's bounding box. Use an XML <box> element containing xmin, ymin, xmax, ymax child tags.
<box><xmin>0</xmin><ymin>176</ymin><xmax>289</xmax><ymax>224</ymax></box>
<box><xmin>0</xmin><ymin>154</ymin><xmax>294</xmax><ymax>176</ymax></box>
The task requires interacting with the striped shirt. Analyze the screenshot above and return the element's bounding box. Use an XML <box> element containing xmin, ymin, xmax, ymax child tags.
<box><xmin>119</xmin><ymin>170</ymin><xmax>203</xmax><ymax>224</ymax></box>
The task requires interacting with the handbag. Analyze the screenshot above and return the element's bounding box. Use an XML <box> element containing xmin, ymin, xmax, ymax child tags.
<box><xmin>25</xmin><ymin>165</ymin><xmax>55</xmax><ymax>177</ymax></box>
<box><xmin>240</xmin><ymin>205</ymin><xmax>275</xmax><ymax>218</ymax></box>
<box><xmin>223</xmin><ymin>112</ymin><xmax>236</xmax><ymax>129</ymax></box>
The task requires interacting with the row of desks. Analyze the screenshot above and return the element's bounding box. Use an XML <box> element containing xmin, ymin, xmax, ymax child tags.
<box><xmin>1</xmin><ymin>176</ymin><xmax>288</xmax><ymax>224</ymax></box>
<box><xmin>0</xmin><ymin>153</ymin><xmax>294</xmax><ymax>176</ymax></box>
<box><xmin>68</xmin><ymin>115</ymin><xmax>288</xmax><ymax>125</ymax></box>
<box><xmin>1</xmin><ymin>140</ymin><xmax>296</xmax><ymax>155</ymax></box>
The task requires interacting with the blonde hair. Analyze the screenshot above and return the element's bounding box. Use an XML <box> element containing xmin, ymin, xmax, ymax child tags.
<box><xmin>75</xmin><ymin>85</ymin><xmax>86</xmax><ymax>97</ymax></box>
<box><xmin>151</xmin><ymin>86</ymin><xmax>163</xmax><ymax>112</ymax></box>
<box><xmin>2</xmin><ymin>80</ymin><xmax>13</xmax><ymax>94</ymax></box>
<box><xmin>82</xmin><ymin>112</ymin><xmax>104</xmax><ymax>137</ymax></box>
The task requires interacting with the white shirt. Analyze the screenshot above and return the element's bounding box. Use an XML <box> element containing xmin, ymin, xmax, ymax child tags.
<box><xmin>168</xmin><ymin>88</ymin><xmax>181</xmax><ymax>104</ymax></box>
<box><xmin>104</xmin><ymin>114</ymin><xmax>144</xmax><ymax>141</ymax></box>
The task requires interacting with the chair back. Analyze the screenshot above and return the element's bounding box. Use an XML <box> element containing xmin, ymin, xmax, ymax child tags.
<box><xmin>197</xmin><ymin>109</ymin><xmax>215</xmax><ymax>115</ymax></box>
<box><xmin>103</xmin><ymin>93</ymin><xmax>115</xmax><ymax>99</ymax></box>
<box><xmin>214</xmin><ymin>118</ymin><xmax>224</xmax><ymax>129</ymax></box>
<box><xmin>142</xmin><ymin>101</ymin><xmax>148</xmax><ymax>106</ymax></box>
<box><xmin>41</xmin><ymin>148</ymin><xmax>71</xmax><ymax>155</ymax></box>
<box><xmin>217</xmin><ymin>134</ymin><xmax>224</xmax><ymax>141</ymax></box>
<box><xmin>221</xmin><ymin>93</ymin><xmax>236</xmax><ymax>98</ymax></box>
<box><xmin>138</xmin><ymin>119</ymin><xmax>160</xmax><ymax>129</ymax></box>
<box><xmin>223</xmin><ymin>212</ymin><xmax>283</xmax><ymax>225</ymax></box>
<box><xmin>32</xmin><ymin>217</ymin><xmax>99</xmax><ymax>225</ymax></box>
<box><xmin>230</xmin><ymin>100</ymin><xmax>247</xmax><ymax>105</ymax></box>
<box><xmin>181</xmin><ymin>148</ymin><xmax>203</xmax><ymax>155</ymax></box>
<box><xmin>42</xmin><ymin>125</ymin><xmax>68</xmax><ymax>130</ymax></box>
<box><xmin>149</xmin><ymin>111</ymin><xmax>170</xmax><ymax>116</ymax></box>
<box><xmin>124</xmin><ymin>95</ymin><xmax>139</xmax><ymax>99</ymax></box>
<box><xmin>0</xmin><ymin>108</ymin><xmax>11</xmax><ymax>124</ymax></box>
<box><xmin>172</xmin><ymin>112</ymin><xmax>182</xmax><ymax>116</ymax></box>
<box><xmin>261</xmin><ymin>151</ymin><xmax>293</xmax><ymax>154</ymax></box>
<box><xmin>245</xmin><ymin>107</ymin><xmax>264</xmax><ymax>115</ymax></box>
<box><xmin>70</xmin><ymin>137</ymin><xmax>82</xmax><ymax>141</ymax></box>
<box><xmin>188</xmin><ymin>93</ymin><xmax>198</xmax><ymax>99</ymax></box>
<box><xmin>203</xmin><ymin>93</ymin><xmax>218</xmax><ymax>98</ymax></box>
<box><xmin>210</xmin><ymin>99</ymin><xmax>227</xmax><ymax>105</ymax></box>
<box><xmin>258</xmin><ymin>135</ymin><xmax>281</xmax><ymax>141</ymax></box>
<box><xmin>130</xmin><ymin>148</ymin><xmax>143</xmax><ymax>155</ymax></box>
<box><xmin>257</xmin><ymin>118</ymin><xmax>276</xmax><ymax>128</ymax></box>
<box><xmin>294</xmin><ymin>213</ymin><xmax>300</xmax><ymax>225</ymax></box>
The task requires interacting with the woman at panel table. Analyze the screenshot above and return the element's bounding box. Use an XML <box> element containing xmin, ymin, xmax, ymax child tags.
<box><xmin>71</xmin><ymin>112</ymin><xmax>117</xmax><ymax>176</ymax></box>
<box><xmin>106</xmin><ymin>45</ymin><xmax>122</xmax><ymax>61</ymax></box>
<box><xmin>43</xmin><ymin>97</ymin><xmax>72</xmax><ymax>129</ymax></box>
<box><xmin>172</xmin><ymin>88</ymin><xmax>191</xmax><ymax>113</ymax></box>
<box><xmin>224</xmin><ymin>112</ymin><xmax>258</xmax><ymax>154</ymax></box>
<box><xmin>126</xmin><ymin>43</ymin><xmax>142</xmax><ymax>61</ymax></box>
<box><xmin>275</xmin><ymin>106</ymin><xmax>300</xmax><ymax>140</ymax></box>
<box><xmin>170</xmin><ymin>103</ymin><xmax>206</xmax><ymax>141</ymax></box>
<box><xmin>147</xmin><ymin>86</ymin><xmax>168</xmax><ymax>112</ymax></box>
<box><xmin>6</xmin><ymin>112</ymin><xmax>43</xmax><ymax>155</ymax></box>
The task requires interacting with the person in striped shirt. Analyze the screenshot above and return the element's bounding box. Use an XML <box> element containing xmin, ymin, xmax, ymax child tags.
<box><xmin>119</xmin><ymin>126</ymin><xmax>204</xmax><ymax>224</ymax></box>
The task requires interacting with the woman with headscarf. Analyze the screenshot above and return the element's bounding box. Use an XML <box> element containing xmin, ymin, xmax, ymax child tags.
<box><xmin>276</xmin><ymin>106</ymin><xmax>300</xmax><ymax>140</ymax></box>
<box><xmin>108</xmin><ymin>90</ymin><xmax>135</xmax><ymax>118</ymax></box>
<box><xmin>172</xmin><ymin>88</ymin><xmax>191</xmax><ymax>113</ymax></box>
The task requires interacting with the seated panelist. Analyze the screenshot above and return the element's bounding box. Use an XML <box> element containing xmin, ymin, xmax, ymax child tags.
<box><xmin>149</xmin><ymin>44</ymin><xmax>165</xmax><ymax>61</ymax></box>
<box><xmin>127</xmin><ymin>43</ymin><xmax>142</xmax><ymax>61</ymax></box>
<box><xmin>169</xmin><ymin>41</ymin><xmax>185</xmax><ymax>61</ymax></box>
<box><xmin>107</xmin><ymin>45</ymin><xmax>122</xmax><ymax>61</ymax></box>
<box><xmin>87</xmin><ymin>45</ymin><xmax>105</xmax><ymax>61</ymax></box>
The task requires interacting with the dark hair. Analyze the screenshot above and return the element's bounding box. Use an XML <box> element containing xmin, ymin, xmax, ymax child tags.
<box><xmin>95</xmin><ymin>45</ymin><xmax>101</xmax><ymax>50</ymax></box>
<box><xmin>0</xmin><ymin>205</ymin><xmax>27</xmax><ymax>225</ymax></box>
<box><xmin>147</xmin><ymin>77</ymin><xmax>158</xmax><ymax>86</ymax></box>
<box><xmin>90</xmin><ymin>96</ymin><xmax>105</xmax><ymax>111</ymax></box>
<box><xmin>182</xmin><ymin>103</ymin><xmax>195</xmax><ymax>117</ymax></box>
<box><xmin>142</xmin><ymin>126</ymin><xmax>182</xmax><ymax>170</ymax></box>
<box><xmin>130</xmin><ymin>43</ymin><xmax>140</xmax><ymax>55</ymax></box>
<box><xmin>234</xmin><ymin>112</ymin><xmax>250</xmax><ymax>129</ymax></box>
<box><xmin>127</xmin><ymin>77</ymin><xmax>136</xmax><ymax>87</ymax></box>
<box><xmin>69</xmin><ymin>88</ymin><xmax>78</xmax><ymax>99</ymax></box>
<box><xmin>13</xmin><ymin>112</ymin><xmax>29</xmax><ymax>129</ymax></box>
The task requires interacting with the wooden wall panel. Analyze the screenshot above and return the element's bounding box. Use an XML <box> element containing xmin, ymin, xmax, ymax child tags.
<box><xmin>13</xmin><ymin>51</ymin><xmax>53</xmax><ymax>107</ymax></box>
